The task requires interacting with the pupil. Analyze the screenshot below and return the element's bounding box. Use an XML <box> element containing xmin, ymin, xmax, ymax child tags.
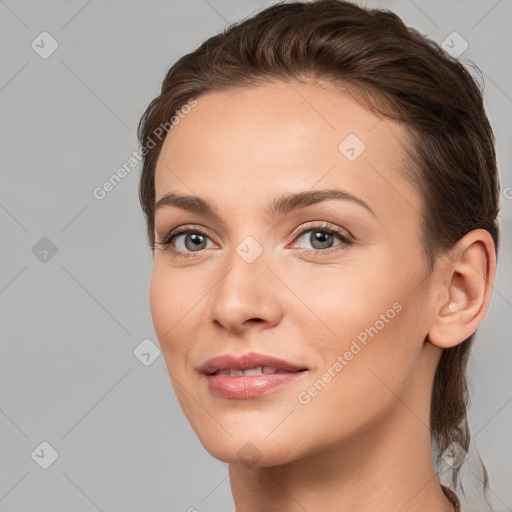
<box><xmin>312</xmin><ymin>231</ymin><xmax>333</xmax><ymax>249</ymax></box>
<box><xmin>186</xmin><ymin>234</ymin><xmax>205</xmax><ymax>251</ymax></box>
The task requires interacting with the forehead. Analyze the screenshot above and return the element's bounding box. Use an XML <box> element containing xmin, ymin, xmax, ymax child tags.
<box><xmin>154</xmin><ymin>80</ymin><xmax>422</xmax><ymax>226</ymax></box>
<box><xmin>157</xmin><ymin>80</ymin><xmax>391</xmax><ymax>169</ymax></box>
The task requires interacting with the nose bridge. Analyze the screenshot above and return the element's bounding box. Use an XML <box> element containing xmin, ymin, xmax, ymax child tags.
<box><xmin>210</xmin><ymin>233</ymin><xmax>281</xmax><ymax>330</ymax></box>
<box><xmin>215</xmin><ymin>232</ymin><xmax>268</xmax><ymax>304</ymax></box>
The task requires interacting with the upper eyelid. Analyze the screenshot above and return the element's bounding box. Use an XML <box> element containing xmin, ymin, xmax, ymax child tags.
<box><xmin>290</xmin><ymin>221</ymin><xmax>352</xmax><ymax>240</ymax></box>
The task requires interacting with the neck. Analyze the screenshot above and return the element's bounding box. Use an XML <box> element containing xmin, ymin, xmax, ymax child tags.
<box><xmin>228</xmin><ymin>395</ymin><xmax>455</xmax><ymax>512</ymax></box>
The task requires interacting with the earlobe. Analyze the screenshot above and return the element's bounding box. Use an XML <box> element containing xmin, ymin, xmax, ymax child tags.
<box><xmin>427</xmin><ymin>229</ymin><xmax>496</xmax><ymax>349</ymax></box>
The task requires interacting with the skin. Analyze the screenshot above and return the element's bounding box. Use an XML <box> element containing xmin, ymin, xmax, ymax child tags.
<box><xmin>149</xmin><ymin>79</ymin><xmax>496</xmax><ymax>512</ymax></box>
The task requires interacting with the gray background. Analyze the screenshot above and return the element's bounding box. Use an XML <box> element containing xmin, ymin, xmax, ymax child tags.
<box><xmin>0</xmin><ymin>0</ymin><xmax>511</xmax><ymax>511</ymax></box>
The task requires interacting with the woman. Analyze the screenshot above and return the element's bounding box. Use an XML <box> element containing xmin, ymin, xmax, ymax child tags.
<box><xmin>137</xmin><ymin>1</ymin><xmax>500</xmax><ymax>510</ymax></box>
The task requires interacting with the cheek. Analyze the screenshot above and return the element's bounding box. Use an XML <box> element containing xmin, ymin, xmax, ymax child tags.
<box><xmin>149</xmin><ymin>268</ymin><xmax>202</xmax><ymax>419</ymax></box>
<box><xmin>293</xmin><ymin>262</ymin><xmax>402</xmax><ymax>345</ymax></box>
<box><xmin>149</xmin><ymin>261</ymin><xmax>202</xmax><ymax>323</ymax></box>
<box><xmin>294</xmin><ymin>265</ymin><xmax>415</xmax><ymax>403</ymax></box>
<box><xmin>149</xmin><ymin>269</ymin><xmax>171</xmax><ymax>340</ymax></box>
<box><xmin>149</xmin><ymin>266</ymin><xmax>199</xmax><ymax>360</ymax></box>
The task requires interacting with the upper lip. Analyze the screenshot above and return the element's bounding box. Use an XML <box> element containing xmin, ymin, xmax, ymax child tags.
<box><xmin>199</xmin><ymin>351</ymin><xmax>308</xmax><ymax>374</ymax></box>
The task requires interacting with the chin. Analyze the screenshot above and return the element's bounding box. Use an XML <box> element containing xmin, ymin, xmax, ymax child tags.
<box><xmin>196</xmin><ymin>431</ymin><xmax>303</xmax><ymax>467</ymax></box>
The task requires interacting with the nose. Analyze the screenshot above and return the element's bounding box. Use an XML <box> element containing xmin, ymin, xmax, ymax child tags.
<box><xmin>209</xmin><ymin>247</ymin><xmax>283</xmax><ymax>334</ymax></box>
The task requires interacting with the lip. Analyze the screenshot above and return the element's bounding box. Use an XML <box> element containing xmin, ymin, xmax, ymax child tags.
<box><xmin>199</xmin><ymin>351</ymin><xmax>309</xmax><ymax>399</ymax></box>
<box><xmin>199</xmin><ymin>351</ymin><xmax>308</xmax><ymax>374</ymax></box>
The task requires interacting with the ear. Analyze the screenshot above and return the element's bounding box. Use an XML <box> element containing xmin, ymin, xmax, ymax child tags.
<box><xmin>427</xmin><ymin>229</ymin><xmax>497</xmax><ymax>349</ymax></box>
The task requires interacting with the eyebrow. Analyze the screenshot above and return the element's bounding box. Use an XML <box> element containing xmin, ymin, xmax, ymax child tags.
<box><xmin>154</xmin><ymin>188</ymin><xmax>376</xmax><ymax>218</ymax></box>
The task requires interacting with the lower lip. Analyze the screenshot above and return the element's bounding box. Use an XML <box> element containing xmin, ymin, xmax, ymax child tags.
<box><xmin>204</xmin><ymin>371</ymin><xmax>308</xmax><ymax>398</ymax></box>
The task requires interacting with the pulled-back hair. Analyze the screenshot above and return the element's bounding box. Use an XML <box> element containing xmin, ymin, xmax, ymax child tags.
<box><xmin>137</xmin><ymin>0</ymin><xmax>500</xmax><ymax>502</ymax></box>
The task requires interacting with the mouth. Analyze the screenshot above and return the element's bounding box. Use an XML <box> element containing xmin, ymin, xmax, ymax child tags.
<box><xmin>199</xmin><ymin>352</ymin><xmax>309</xmax><ymax>398</ymax></box>
<box><xmin>208</xmin><ymin>366</ymin><xmax>307</xmax><ymax>376</ymax></box>
<box><xmin>199</xmin><ymin>351</ymin><xmax>308</xmax><ymax>376</ymax></box>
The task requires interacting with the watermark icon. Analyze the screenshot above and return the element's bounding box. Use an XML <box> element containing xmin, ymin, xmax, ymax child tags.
<box><xmin>32</xmin><ymin>237</ymin><xmax>58</xmax><ymax>263</ymax></box>
<box><xmin>31</xmin><ymin>441</ymin><xmax>59</xmax><ymax>469</ymax></box>
<box><xmin>441</xmin><ymin>31</ymin><xmax>468</xmax><ymax>58</ymax></box>
<box><xmin>236</xmin><ymin>236</ymin><xmax>263</xmax><ymax>263</ymax></box>
<box><xmin>442</xmin><ymin>441</ymin><xmax>468</xmax><ymax>469</ymax></box>
<box><xmin>503</xmin><ymin>186</ymin><xmax>512</xmax><ymax>200</ymax></box>
<box><xmin>297</xmin><ymin>301</ymin><xmax>402</xmax><ymax>404</ymax></box>
<box><xmin>237</xmin><ymin>441</ymin><xmax>262</xmax><ymax>467</ymax></box>
<box><xmin>133</xmin><ymin>338</ymin><xmax>161</xmax><ymax>366</ymax></box>
<box><xmin>338</xmin><ymin>133</ymin><xmax>365</xmax><ymax>161</ymax></box>
<box><xmin>92</xmin><ymin>97</ymin><xmax>198</xmax><ymax>200</ymax></box>
<box><xmin>31</xmin><ymin>32</ymin><xmax>59</xmax><ymax>59</ymax></box>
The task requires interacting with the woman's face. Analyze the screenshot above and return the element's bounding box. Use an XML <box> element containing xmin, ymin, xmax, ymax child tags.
<box><xmin>150</xmin><ymin>80</ymin><xmax>440</xmax><ymax>466</ymax></box>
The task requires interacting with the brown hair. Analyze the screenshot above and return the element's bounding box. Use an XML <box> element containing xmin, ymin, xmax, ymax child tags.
<box><xmin>137</xmin><ymin>0</ymin><xmax>500</xmax><ymax>502</ymax></box>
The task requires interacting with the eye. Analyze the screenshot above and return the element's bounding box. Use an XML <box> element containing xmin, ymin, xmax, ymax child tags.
<box><xmin>174</xmin><ymin>231</ymin><xmax>213</xmax><ymax>252</ymax></box>
<box><xmin>291</xmin><ymin>222</ymin><xmax>352</xmax><ymax>253</ymax></box>
<box><xmin>153</xmin><ymin>221</ymin><xmax>353</xmax><ymax>259</ymax></box>
<box><xmin>153</xmin><ymin>225</ymin><xmax>216</xmax><ymax>259</ymax></box>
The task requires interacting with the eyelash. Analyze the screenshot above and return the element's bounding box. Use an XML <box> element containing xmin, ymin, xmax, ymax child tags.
<box><xmin>153</xmin><ymin>222</ymin><xmax>353</xmax><ymax>259</ymax></box>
